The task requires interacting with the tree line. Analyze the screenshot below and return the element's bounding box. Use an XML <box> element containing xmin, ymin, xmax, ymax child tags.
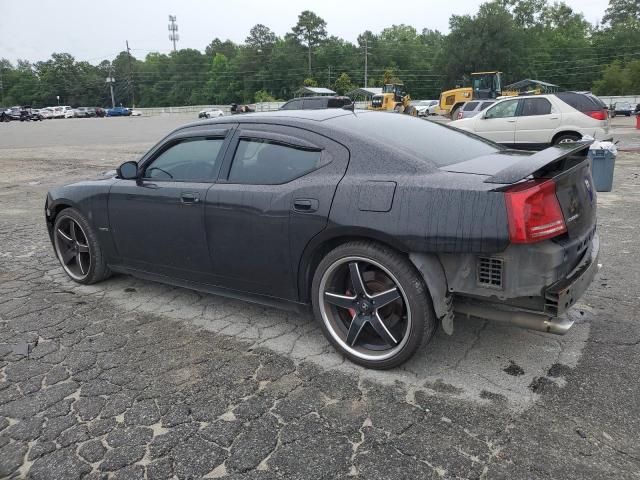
<box><xmin>1</xmin><ymin>0</ymin><xmax>640</xmax><ymax>108</ymax></box>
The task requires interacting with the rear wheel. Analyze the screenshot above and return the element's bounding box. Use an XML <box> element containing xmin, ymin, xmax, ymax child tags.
<box><xmin>450</xmin><ymin>106</ymin><xmax>461</xmax><ymax>120</ymax></box>
<box><xmin>52</xmin><ymin>208</ymin><xmax>110</xmax><ymax>285</ymax></box>
<box><xmin>312</xmin><ymin>241</ymin><xmax>436</xmax><ymax>369</ymax></box>
<box><xmin>553</xmin><ymin>133</ymin><xmax>581</xmax><ymax>145</ymax></box>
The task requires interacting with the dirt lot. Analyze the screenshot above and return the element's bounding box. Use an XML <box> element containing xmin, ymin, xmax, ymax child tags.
<box><xmin>0</xmin><ymin>115</ymin><xmax>639</xmax><ymax>479</ymax></box>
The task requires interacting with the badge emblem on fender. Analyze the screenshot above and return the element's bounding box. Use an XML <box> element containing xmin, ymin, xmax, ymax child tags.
<box><xmin>584</xmin><ymin>177</ymin><xmax>594</xmax><ymax>203</ymax></box>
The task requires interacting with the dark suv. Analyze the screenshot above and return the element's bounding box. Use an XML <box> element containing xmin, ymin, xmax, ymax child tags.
<box><xmin>280</xmin><ymin>96</ymin><xmax>352</xmax><ymax>110</ymax></box>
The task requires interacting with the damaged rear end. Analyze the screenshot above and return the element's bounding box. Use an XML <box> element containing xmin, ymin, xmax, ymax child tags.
<box><xmin>440</xmin><ymin>142</ymin><xmax>600</xmax><ymax>334</ymax></box>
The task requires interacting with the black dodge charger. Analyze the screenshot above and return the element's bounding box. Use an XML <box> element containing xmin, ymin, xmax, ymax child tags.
<box><xmin>45</xmin><ymin>110</ymin><xmax>600</xmax><ymax>369</ymax></box>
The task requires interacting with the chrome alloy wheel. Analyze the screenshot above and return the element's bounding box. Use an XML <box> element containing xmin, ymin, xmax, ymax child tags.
<box><xmin>318</xmin><ymin>256</ymin><xmax>412</xmax><ymax>361</ymax></box>
<box><xmin>53</xmin><ymin>217</ymin><xmax>92</xmax><ymax>281</ymax></box>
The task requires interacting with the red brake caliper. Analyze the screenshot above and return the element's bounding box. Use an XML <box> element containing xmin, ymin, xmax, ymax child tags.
<box><xmin>346</xmin><ymin>289</ymin><xmax>356</xmax><ymax>317</ymax></box>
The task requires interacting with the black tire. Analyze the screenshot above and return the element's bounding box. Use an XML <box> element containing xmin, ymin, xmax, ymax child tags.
<box><xmin>553</xmin><ymin>133</ymin><xmax>581</xmax><ymax>145</ymax></box>
<box><xmin>450</xmin><ymin>106</ymin><xmax>461</xmax><ymax>120</ymax></box>
<box><xmin>311</xmin><ymin>241</ymin><xmax>437</xmax><ymax>369</ymax></box>
<box><xmin>52</xmin><ymin>208</ymin><xmax>110</xmax><ymax>285</ymax></box>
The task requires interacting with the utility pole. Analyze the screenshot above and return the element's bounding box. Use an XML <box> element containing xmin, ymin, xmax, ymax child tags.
<box><xmin>126</xmin><ymin>40</ymin><xmax>135</xmax><ymax>107</ymax></box>
<box><xmin>168</xmin><ymin>15</ymin><xmax>179</xmax><ymax>52</ymax></box>
<box><xmin>364</xmin><ymin>38</ymin><xmax>368</xmax><ymax>88</ymax></box>
<box><xmin>0</xmin><ymin>66</ymin><xmax>4</xmax><ymax>106</ymax></box>
<box><xmin>328</xmin><ymin>65</ymin><xmax>331</xmax><ymax>88</ymax></box>
<box><xmin>106</xmin><ymin>64</ymin><xmax>115</xmax><ymax>108</ymax></box>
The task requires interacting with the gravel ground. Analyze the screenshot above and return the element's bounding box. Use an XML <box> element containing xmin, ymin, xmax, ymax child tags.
<box><xmin>0</xmin><ymin>115</ymin><xmax>639</xmax><ymax>479</ymax></box>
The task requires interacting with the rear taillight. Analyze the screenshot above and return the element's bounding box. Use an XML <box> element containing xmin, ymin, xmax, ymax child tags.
<box><xmin>584</xmin><ymin>110</ymin><xmax>607</xmax><ymax>121</ymax></box>
<box><xmin>504</xmin><ymin>179</ymin><xmax>567</xmax><ymax>243</ymax></box>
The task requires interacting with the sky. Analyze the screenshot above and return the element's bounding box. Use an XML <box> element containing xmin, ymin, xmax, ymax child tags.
<box><xmin>1</xmin><ymin>0</ymin><xmax>609</xmax><ymax>64</ymax></box>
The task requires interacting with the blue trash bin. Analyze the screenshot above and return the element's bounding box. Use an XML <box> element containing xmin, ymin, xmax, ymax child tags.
<box><xmin>588</xmin><ymin>148</ymin><xmax>616</xmax><ymax>192</ymax></box>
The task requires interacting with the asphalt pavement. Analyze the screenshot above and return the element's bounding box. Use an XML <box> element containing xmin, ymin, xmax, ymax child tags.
<box><xmin>0</xmin><ymin>114</ymin><xmax>638</xmax><ymax>479</ymax></box>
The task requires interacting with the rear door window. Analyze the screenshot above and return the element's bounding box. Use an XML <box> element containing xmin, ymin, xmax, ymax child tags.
<box><xmin>303</xmin><ymin>98</ymin><xmax>325</xmax><ymax>109</ymax></box>
<box><xmin>228</xmin><ymin>139</ymin><xmax>321</xmax><ymax>184</ymax></box>
<box><xmin>463</xmin><ymin>102</ymin><xmax>479</xmax><ymax>111</ymax></box>
<box><xmin>480</xmin><ymin>101</ymin><xmax>494</xmax><ymax>110</ymax></box>
<box><xmin>519</xmin><ymin>98</ymin><xmax>552</xmax><ymax>116</ymax></box>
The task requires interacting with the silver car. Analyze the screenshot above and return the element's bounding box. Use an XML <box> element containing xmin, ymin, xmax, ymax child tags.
<box><xmin>456</xmin><ymin>100</ymin><xmax>496</xmax><ymax>120</ymax></box>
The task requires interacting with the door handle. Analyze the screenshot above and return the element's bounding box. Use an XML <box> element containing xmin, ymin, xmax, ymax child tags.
<box><xmin>507</xmin><ymin>119</ymin><xmax>516</xmax><ymax>123</ymax></box>
<box><xmin>550</xmin><ymin>116</ymin><xmax>559</xmax><ymax>119</ymax></box>
<box><xmin>293</xmin><ymin>198</ymin><xmax>319</xmax><ymax>213</ymax></box>
<box><xmin>180</xmin><ymin>192</ymin><xmax>200</xmax><ymax>204</ymax></box>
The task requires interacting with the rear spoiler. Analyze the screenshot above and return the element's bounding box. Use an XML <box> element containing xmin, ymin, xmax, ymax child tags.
<box><xmin>485</xmin><ymin>141</ymin><xmax>592</xmax><ymax>184</ymax></box>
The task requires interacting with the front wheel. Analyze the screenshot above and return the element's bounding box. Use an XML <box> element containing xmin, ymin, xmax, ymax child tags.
<box><xmin>52</xmin><ymin>208</ymin><xmax>110</xmax><ymax>284</ymax></box>
<box><xmin>312</xmin><ymin>241</ymin><xmax>437</xmax><ymax>369</ymax></box>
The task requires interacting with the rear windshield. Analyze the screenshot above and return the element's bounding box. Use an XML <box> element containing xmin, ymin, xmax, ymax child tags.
<box><xmin>463</xmin><ymin>102</ymin><xmax>479</xmax><ymax>111</ymax></box>
<box><xmin>555</xmin><ymin>92</ymin><xmax>601</xmax><ymax>112</ymax></box>
<box><xmin>329</xmin><ymin>112</ymin><xmax>501</xmax><ymax>167</ymax></box>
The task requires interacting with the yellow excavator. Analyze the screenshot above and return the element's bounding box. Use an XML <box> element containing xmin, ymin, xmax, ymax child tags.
<box><xmin>369</xmin><ymin>83</ymin><xmax>417</xmax><ymax>116</ymax></box>
<box><xmin>439</xmin><ymin>71</ymin><xmax>511</xmax><ymax>119</ymax></box>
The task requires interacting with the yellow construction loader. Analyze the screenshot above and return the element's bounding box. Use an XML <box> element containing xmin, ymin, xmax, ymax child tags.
<box><xmin>438</xmin><ymin>71</ymin><xmax>507</xmax><ymax>119</ymax></box>
<box><xmin>369</xmin><ymin>84</ymin><xmax>417</xmax><ymax>116</ymax></box>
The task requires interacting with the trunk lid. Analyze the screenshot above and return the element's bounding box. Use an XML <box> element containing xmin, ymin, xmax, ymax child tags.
<box><xmin>442</xmin><ymin>142</ymin><xmax>597</xmax><ymax>239</ymax></box>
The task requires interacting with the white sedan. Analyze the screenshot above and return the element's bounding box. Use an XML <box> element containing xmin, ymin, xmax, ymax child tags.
<box><xmin>449</xmin><ymin>92</ymin><xmax>610</xmax><ymax>149</ymax></box>
<box><xmin>198</xmin><ymin>108</ymin><xmax>224</xmax><ymax>119</ymax></box>
<box><xmin>414</xmin><ymin>100</ymin><xmax>438</xmax><ymax>117</ymax></box>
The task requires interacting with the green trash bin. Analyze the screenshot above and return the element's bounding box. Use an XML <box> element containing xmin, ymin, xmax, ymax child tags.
<box><xmin>588</xmin><ymin>148</ymin><xmax>616</xmax><ymax>192</ymax></box>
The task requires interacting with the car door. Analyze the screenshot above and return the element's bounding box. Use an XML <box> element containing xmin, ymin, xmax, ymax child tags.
<box><xmin>205</xmin><ymin>124</ymin><xmax>350</xmax><ymax>300</ymax></box>
<box><xmin>474</xmin><ymin>98</ymin><xmax>520</xmax><ymax>146</ymax></box>
<box><xmin>514</xmin><ymin>97</ymin><xmax>560</xmax><ymax>147</ymax></box>
<box><xmin>108</xmin><ymin>127</ymin><xmax>233</xmax><ymax>283</ymax></box>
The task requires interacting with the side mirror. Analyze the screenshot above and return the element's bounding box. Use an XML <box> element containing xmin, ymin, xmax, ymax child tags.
<box><xmin>117</xmin><ymin>161</ymin><xmax>139</xmax><ymax>180</ymax></box>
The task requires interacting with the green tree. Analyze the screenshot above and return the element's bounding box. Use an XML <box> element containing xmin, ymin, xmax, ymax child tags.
<box><xmin>333</xmin><ymin>72</ymin><xmax>354</xmax><ymax>95</ymax></box>
<box><xmin>246</xmin><ymin>24</ymin><xmax>277</xmax><ymax>54</ymax></box>
<box><xmin>291</xmin><ymin>10</ymin><xmax>327</xmax><ymax>74</ymax></box>
<box><xmin>603</xmin><ymin>0</ymin><xmax>640</xmax><ymax>26</ymax></box>
<box><xmin>593</xmin><ymin>61</ymin><xmax>629</xmax><ymax>94</ymax></box>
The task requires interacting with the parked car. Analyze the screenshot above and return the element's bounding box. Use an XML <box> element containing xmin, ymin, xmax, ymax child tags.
<box><xmin>106</xmin><ymin>107</ymin><xmax>131</xmax><ymax>117</ymax></box>
<box><xmin>279</xmin><ymin>96</ymin><xmax>352</xmax><ymax>110</ymax></box>
<box><xmin>456</xmin><ymin>100</ymin><xmax>496</xmax><ymax>119</ymax></box>
<box><xmin>449</xmin><ymin>92</ymin><xmax>610</xmax><ymax>149</ymax></box>
<box><xmin>38</xmin><ymin>108</ymin><xmax>54</xmax><ymax>119</ymax></box>
<box><xmin>45</xmin><ymin>109</ymin><xmax>600</xmax><ymax>369</ymax></box>
<box><xmin>0</xmin><ymin>107</ymin><xmax>8</xmax><ymax>122</ymax></box>
<box><xmin>130</xmin><ymin>110</ymin><xmax>142</xmax><ymax>117</ymax></box>
<box><xmin>610</xmin><ymin>101</ymin><xmax>633</xmax><ymax>117</ymax></box>
<box><xmin>74</xmin><ymin>107</ymin><xmax>89</xmax><ymax>118</ymax></box>
<box><xmin>414</xmin><ymin>100</ymin><xmax>439</xmax><ymax>117</ymax></box>
<box><xmin>49</xmin><ymin>107</ymin><xmax>64</xmax><ymax>119</ymax></box>
<box><xmin>230</xmin><ymin>103</ymin><xmax>255</xmax><ymax>114</ymax></box>
<box><xmin>3</xmin><ymin>106</ymin><xmax>42</xmax><ymax>121</ymax></box>
<box><xmin>84</xmin><ymin>107</ymin><xmax>97</xmax><ymax>118</ymax></box>
<box><xmin>57</xmin><ymin>106</ymin><xmax>75</xmax><ymax>118</ymax></box>
<box><xmin>95</xmin><ymin>107</ymin><xmax>106</xmax><ymax>118</ymax></box>
<box><xmin>198</xmin><ymin>108</ymin><xmax>224</xmax><ymax>119</ymax></box>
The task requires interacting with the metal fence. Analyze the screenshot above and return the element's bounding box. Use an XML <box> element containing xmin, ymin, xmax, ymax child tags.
<box><xmin>597</xmin><ymin>95</ymin><xmax>640</xmax><ymax>107</ymax></box>
<box><xmin>134</xmin><ymin>100</ymin><xmax>371</xmax><ymax>116</ymax></box>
